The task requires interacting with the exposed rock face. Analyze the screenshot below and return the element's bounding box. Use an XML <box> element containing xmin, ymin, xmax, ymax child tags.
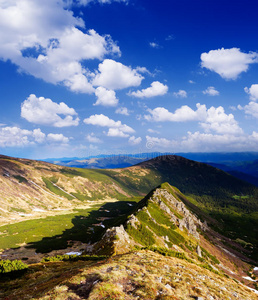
<box><xmin>196</xmin><ymin>244</ymin><xmax>202</xmax><ymax>257</ymax></box>
<box><xmin>149</xmin><ymin>188</ymin><xmax>201</xmax><ymax>239</ymax></box>
<box><xmin>90</xmin><ymin>225</ymin><xmax>134</xmax><ymax>255</ymax></box>
<box><xmin>127</xmin><ymin>214</ymin><xmax>140</xmax><ymax>229</ymax></box>
<box><xmin>91</xmin><ymin>185</ymin><xmax>205</xmax><ymax>255</ymax></box>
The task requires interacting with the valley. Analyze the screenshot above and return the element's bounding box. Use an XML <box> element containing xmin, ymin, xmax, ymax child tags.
<box><xmin>0</xmin><ymin>154</ymin><xmax>258</xmax><ymax>299</ymax></box>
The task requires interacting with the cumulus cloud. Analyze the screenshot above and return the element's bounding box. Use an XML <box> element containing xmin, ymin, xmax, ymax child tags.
<box><xmin>21</xmin><ymin>94</ymin><xmax>79</xmax><ymax>127</ymax></box>
<box><xmin>33</xmin><ymin>128</ymin><xmax>46</xmax><ymax>143</ymax></box>
<box><xmin>238</xmin><ymin>101</ymin><xmax>258</xmax><ymax>119</ymax></box>
<box><xmin>146</xmin><ymin>135</ymin><xmax>175</xmax><ymax>149</ymax></box>
<box><xmin>128</xmin><ymin>136</ymin><xmax>142</xmax><ymax>145</ymax></box>
<box><xmin>92</xmin><ymin>59</ymin><xmax>144</xmax><ymax>90</ymax></box>
<box><xmin>0</xmin><ymin>126</ymin><xmax>69</xmax><ymax>147</ymax></box>
<box><xmin>107</xmin><ymin>128</ymin><xmax>129</xmax><ymax>138</ymax></box>
<box><xmin>84</xmin><ymin>114</ymin><xmax>134</xmax><ymax>138</ymax></box>
<box><xmin>115</xmin><ymin>107</ymin><xmax>130</xmax><ymax>116</ymax></box>
<box><xmin>129</xmin><ymin>81</ymin><xmax>168</xmax><ymax>98</ymax></box>
<box><xmin>86</xmin><ymin>133</ymin><xmax>102</xmax><ymax>143</ymax></box>
<box><xmin>47</xmin><ymin>133</ymin><xmax>69</xmax><ymax>144</ymax></box>
<box><xmin>146</xmin><ymin>131</ymin><xmax>258</xmax><ymax>152</ymax></box>
<box><xmin>201</xmin><ymin>48</ymin><xmax>258</xmax><ymax>80</ymax></box>
<box><xmin>145</xmin><ymin>104</ymin><xmax>207</xmax><ymax>122</ymax></box>
<box><xmin>203</xmin><ymin>86</ymin><xmax>219</xmax><ymax>96</ymax></box>
<box><xmin>200</xmin><ymin>106</ymin><xmax>242</xmax><ymax>135</ymax></box>
<box><xmin>94</xmin><ymin>87</ymin><xmax>118</xmax><ymax>106</ymax></box>
<box><xmin>244</xmin><ymin>84</ymin><xmax>258</xmax><ymax>101</ymax></box>
<box><xmin>173</xmin><ymin>90</ymin><xmax>187</xmax><ymax>98</ymax></box>
<box><xmin>145</xmin><ymin>104</ymin><xmax>242</xmax><ymax>135</ymax></box>
<box><xmin>180</xmin><ymin>131</ymin><xmax>258</xmax><ymax>152</ymax></box>
<box><xmin>0</xmin><ymin>0</ymin><xmax>120</xmax><ymax>93</ymax></box>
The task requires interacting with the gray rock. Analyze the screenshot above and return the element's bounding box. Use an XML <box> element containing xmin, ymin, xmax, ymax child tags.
<box><xmin>196</xmin><ymin>245</ymin><xmax>202</xmax><ymax>257</ymax></box>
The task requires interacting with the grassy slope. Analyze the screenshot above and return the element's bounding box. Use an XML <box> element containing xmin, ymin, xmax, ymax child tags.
<box><xmin>1</xmin><ymin>251</ymin><xmax>256</xmax><ymax>300</ymax></box>
<box><xmin>1</xmin><ymin>154</ymin><xmax>258</xmax><ymax>260</ymax></box>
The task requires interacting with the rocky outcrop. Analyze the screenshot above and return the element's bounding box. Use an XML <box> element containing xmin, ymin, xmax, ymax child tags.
<box><xmin>126</xmin><ymin>214</ymin><xmax>140</xmax><ymax>229</ymax></box>
<box><xmin>90</xmin><ymin>225</ymin><xmax>134</xmax><ymax>255</ymax></box>
<box><xmin>90</xmin><ymin>184</ymin><xmax>205</xmax><ymax>255</ymax></box>
<box><xmin>196</xmin><ymin>244</ymin><xmax>202</xmax><ymax>257</ymax></box>
<box><xmin>149</xmin><ymin>188</ymin><xmax>201</xmax><ymax>239</ymax></box>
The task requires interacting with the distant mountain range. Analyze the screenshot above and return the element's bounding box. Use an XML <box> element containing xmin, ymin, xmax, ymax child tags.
<box><xmin>43</xmin><ymin>152</ymin><xmax>258</xmax><ymax>186</ymax></box>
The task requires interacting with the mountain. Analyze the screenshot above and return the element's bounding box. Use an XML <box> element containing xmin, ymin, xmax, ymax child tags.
<box><xmin>42</xmin><ymin>152</ymin><xmax>258</xmax><ymax>169</ymax></box>
<box><xmin>1</xmin><ymin>183</ymin><xmax>258</xmax><ymax>299</ymax></box>
<box><xmin>223</xmin><ymin>159</ymin><xmax>258</xmax><ymax>179</ymax></box>
<box><xmin>42</xmin><ymin>152</ymin><xmax>258</xmax><ymax>187</ymax></box>
<box><xmin>43</xmin><ymin>152</ymin><xmax>168</xmax><ymax>169</ymax></box>
<box><xmin>1</xmin><ymin>154</ymin><xmax>257</xmax><ymax>225</ymax></box>
<box><xmin>1</xmin><ymin>154</ymin><xmax>257</xmax><ymax>255</ymax></box>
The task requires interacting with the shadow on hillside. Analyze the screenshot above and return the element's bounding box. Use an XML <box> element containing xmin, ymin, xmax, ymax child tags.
<box><xmin>25</xmin><ymin>201</ymin><xmax>138</xmax><ymax>253</ymax></box>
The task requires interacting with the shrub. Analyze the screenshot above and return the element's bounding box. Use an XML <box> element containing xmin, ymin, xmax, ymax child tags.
<box><xmin>41</xmin><ymin>254</ymin><xmax>108</xmax><ymax>263</ymax></box>
<box><xmin>0</xmin><ymin>259</ymin><xmax>28</xmax><ymax>274</ymax></box>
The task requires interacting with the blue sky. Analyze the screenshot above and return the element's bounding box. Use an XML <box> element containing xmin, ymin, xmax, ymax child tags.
<box><xmin>0</xmin><ymin>0</ymin><xmax>258</xmax><ymax>159</ymax></box>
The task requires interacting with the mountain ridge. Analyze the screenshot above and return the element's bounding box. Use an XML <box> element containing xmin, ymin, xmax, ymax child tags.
<box><xmin>1</xmin><ymin>182</ymin><xmax>258</xmax><ymax>299</ymax></box>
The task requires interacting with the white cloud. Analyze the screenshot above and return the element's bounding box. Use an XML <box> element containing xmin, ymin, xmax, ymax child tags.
<box><xmin>149</xmin><ymin>42</ymin><xmax>160</xmax><ymax>49</ymax></box>
<box><xmin>47</xmin><ymin>133</ymin><xmax>69</xmax><ymax>144</ymax></box>
<box><xmin>115</xmin><ymin>107</ymin><xmax>130</xmax><ymax>116</ymax></box>
<box><xmin>173</xmin><ymin>90</ymin><xmax>187</xmax><ymax>98</ymax></box>
<box><xmin>21</xmin><ymin>94</ymin><xmax>79</xmax><ymax>127</ymax></box>
<box><xmin>229</xmin><ymin>106</ymin><xmax>237</xmax><ymax>111</ymax></box>
<box><xmin>147</xmin><ymin>129</ymin><xmax>160</xmax><ymax>134</ymax></box>
<box><xmin>201</xmin><ymin>48</ymin><xmax>258</xmax><ymax>80</ymax></box>
<box><xmin>0</xmin><ymin>126</ymin><xmax>69</xmax><ymax>147</ymax></box>
<box><xmin>200</xmin><ymin>106</ymin><xmax>242</xmax><ymax>135</ymax></box>
<box><xmin>94</xmin><ymin>86</ymin><xmax>118</xmax><ymax>106</ymax></box>
<box><xmin>86</xmin><ymin>133</ymin><xmax>102</xmax><ymax>143</ymax></box>
<box><xmin>0</xmin><ymin>1</ymin><xmax>120</xmax><ymax>93</ymax></box>
<box><xmin>129</xmin><ymin>81</ymin><xmax>168</xmax><ymax>98</ymax></box>
<box><xmin>203</xmin><ymin>86</ymin><xmax>219</xmax><ymax>96</ymax></box>
<box><xmin>135</xmin><ymin>66</ymin><xmax>152</xmax><ymax>76</ymax></box>
<box><xmin>0</xmin><ymin>127</ymin><xmax>41</xmax><ymax>147</ymax></box>
<box><xmin>145</xmin><ymin>104</ymin><xmax>241</xmax><ymax>135</ymax></box>
<box><xmin>238</xmin><ymin>101</ymin><xmax>258</xmax><ymax>119</ymax></box>
<box><xmin>244</xmin><ymin>84</ymin><xmax>258</xmax><ymax>101</ymax></box>
<box><xmin>75</xmin><ymin>0</ymin><xmax>128</xmax><ymax>5</ymax></box>
<box><xmin>146</xmin><ymin>131</ymin><xmax>258</xmax><ymax>152</ymax></box>
<box><xmin>146</xmin><ymin>135</ymin><xmax>175</xmax><ymax>149</ymax></box>
<box><xmin>189</xmin><ymin>80</ymin><xmax>195</xmax><ymax>84</ymax></box>
<box><xmin>33</xmin><ymin>128</ymin><xmax>46</xmax><ymax>143</ymax></box>
<box><xmin>107</xmin><ymin>128</ymin><xmax>129</xmax><ymax>138</ymax></box>
<box><xmin>92</xmin><ymin>59</ymin><xmax>144</xmax><ymax>90</ymax></box>
<box><xmin>145</xmin><ymin>104</ymin><xmax>207</xmax><ymax>122</ymax></box>
<box><xmin>128</xmin><ymin>136</ymin><xmax>142</xmax><ymax>145</ymax></box>
<box><xmin>181</xmin><ymin>131</ymin><xmax>258</xmax><ymax>152</ymax></box>
<box><xmin>84</xmin><ymin>114</ymin><xmax>135</xmax><ymax>138</ymax></box>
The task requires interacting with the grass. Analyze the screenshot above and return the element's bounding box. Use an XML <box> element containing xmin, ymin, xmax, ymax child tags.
<box><xmin>127</xmin><ymin>223</ymin><xmax>156</xmax><ymax>246</ymax></box>
<box><xmin>13</xmin><ymin>175</ymin><xmax>28</xmax><ymax>183</ymax></box>
<box><xmin>0</xmin><ymin>200</ymin><xmax>139</xmax><ymax>253</ymax></box>
<box><xmin>126</xmin><ymin>189</ymin><xmax>186</xmax><ymax>248</ymax></box>
<box><xmin>41</xmin><ymin>254</ymin><xmax>108</xmax><ymax>263</ymax></box>
<box><xmin>42</xmin><ymin>177</ymin><xmax>74</xmax><ymax>200</ymax></box>
<box><xmin>1</xmin><ymin>250</ymin><xmax>254</xmax><ymax>300</ymax></box>
<box><xmin>0</xmin><ymin>205</ymin><xmax>101</xmax><ymax>251</ymax></box>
